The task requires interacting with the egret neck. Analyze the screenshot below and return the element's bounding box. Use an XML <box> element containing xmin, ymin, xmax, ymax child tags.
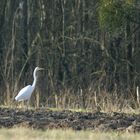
<box><xmin>32</xmin><ymin>68</ymin><xmax>37</xmax><ymax>88</ymax></box>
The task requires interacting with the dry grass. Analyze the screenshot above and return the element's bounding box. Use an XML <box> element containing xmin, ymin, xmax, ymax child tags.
<box><xmin>0</xmin><ymin>128</ymin><xmax>140</xmax><ymax>140</ymax></box>
<box><xmin>1</xmin><ymin>85</ymin><xmax>140</xmax><ymax>114</ymax></box>
<box><xmin>43</xmin><ymin>88</ymin><xmax>140</xmax><ymax>113</ymax></box>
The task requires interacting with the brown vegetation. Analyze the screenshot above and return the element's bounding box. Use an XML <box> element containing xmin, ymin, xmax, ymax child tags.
<box><xmin>0</xmin><ymin>1</ymin><xmax>140</xmax><ymax>108</ymax></box>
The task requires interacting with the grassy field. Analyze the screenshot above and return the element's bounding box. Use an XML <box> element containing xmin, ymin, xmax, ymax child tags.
<box><xmin>0</xmin><ymin>128</ymin><xmax>140</xmax><ymax>140</ymax></box>
<box><xmin>1</xmin><ymin>107</ymin><xmax>140</xmax><ymax>139</ymax></box>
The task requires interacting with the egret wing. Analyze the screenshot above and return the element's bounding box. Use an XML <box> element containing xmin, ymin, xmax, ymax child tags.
<box><xmin>15</xmin><ymin>85</ymin><xmax>34</xmax><ymax>101</ymax></box>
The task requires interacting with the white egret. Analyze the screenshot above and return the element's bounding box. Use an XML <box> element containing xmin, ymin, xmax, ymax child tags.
<box><xmin>15</xmin><ymin>67</ymin><xmax>44</xmax><ymax>107</ymax></box>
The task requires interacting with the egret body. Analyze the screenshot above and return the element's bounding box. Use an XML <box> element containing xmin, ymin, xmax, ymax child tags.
<box><xmin>15</xmin><ymin>67</ymin><xmax>44</xmax><ymax>102</ymax></box>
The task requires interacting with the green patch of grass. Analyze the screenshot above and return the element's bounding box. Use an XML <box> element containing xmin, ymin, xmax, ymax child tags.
<box><xmin>0</xmin><ymin>128</ymin><xmax>140</xmax><ymax>140</ymax></box>
<box><xmin>0</xmin><ymin>105</ymin><xmax>92</xmax><ymax>113</ymax></box>
<box><xmin>1</xmin><ymin>104</ymin><xmax>140</xmax><ymax>115</ymax></box>
<box><xmin>49</xmin><ymin>107</ymin><xmax>89</xmax><ymax>112</ymax></box>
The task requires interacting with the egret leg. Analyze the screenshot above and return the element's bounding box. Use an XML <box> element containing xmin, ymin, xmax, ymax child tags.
<box><xmin>26</xmin><ymin>100</ymin><xmax>30</xmax><ymax>110</ymax></box>
<box><xmin>14</xmin><ymin>101</ymin><xmax>18</xmax><ymax>110</ymax></box>
<box><xmin>22</xmin><ymin>100</ymin><xmax>24</xmax><ymax>108</ymax></box>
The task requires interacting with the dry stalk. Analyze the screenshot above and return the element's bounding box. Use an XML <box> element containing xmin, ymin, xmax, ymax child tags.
<box><xmin>136</xmin><ymin>86</ymin><xmax>140</xmax><ymax>107</ymax></box>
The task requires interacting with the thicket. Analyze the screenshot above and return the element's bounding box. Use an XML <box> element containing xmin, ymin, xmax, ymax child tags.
<box><xmin>0</xmin><ymin>0</ymin><xmax>140</xmax><ymax>110</ymax></box>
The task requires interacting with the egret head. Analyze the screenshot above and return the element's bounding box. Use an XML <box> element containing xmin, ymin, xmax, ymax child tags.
<box><xmin>33</xmin><ymin>67</ymin><xmax>44</xmax><ymax>79</ymax></box>
<box><xmin>35</xmin><ymin>67</ymin><xmax>44</xmax><ymax>71</ymax></box>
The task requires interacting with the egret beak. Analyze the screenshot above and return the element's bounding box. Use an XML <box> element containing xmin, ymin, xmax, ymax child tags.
<box><xmin>38</xmin><ymin>67</ymin><xmax>44</xmax><ymax>71</ymax></box>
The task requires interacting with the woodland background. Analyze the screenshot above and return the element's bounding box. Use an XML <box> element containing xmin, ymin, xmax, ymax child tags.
<box><xmin>0</xmin><ymin>0</ymin><xmax>140</xmax><ymax>110</ymax></box>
